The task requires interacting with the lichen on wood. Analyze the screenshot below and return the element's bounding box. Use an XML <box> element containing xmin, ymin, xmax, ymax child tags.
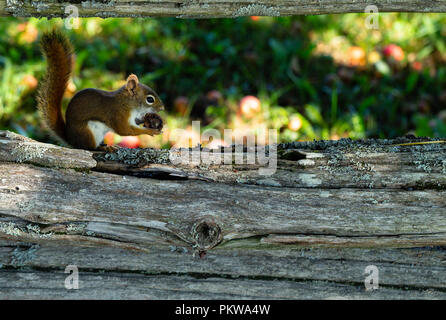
<box><xmin>2</xmin><ymin>0</ymin><xmax>446</xmax><ymax>18</ymax></box>
<box><xmin>1</xmin><ymin>130</ymin><xmax>446</xmax><ymax>299</ymax></box>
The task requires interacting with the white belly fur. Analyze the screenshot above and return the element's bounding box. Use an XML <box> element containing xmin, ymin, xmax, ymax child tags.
<box><xmin>87</xmin><ymin>121</ymin><xmax>114</xmax><ymax>148</ymax></box>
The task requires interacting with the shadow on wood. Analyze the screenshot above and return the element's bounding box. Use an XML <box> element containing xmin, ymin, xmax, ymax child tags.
<box><xmin>0</xmin><ymin>130</ymin><xmax>446</xmax><ymax>299</ymax></box>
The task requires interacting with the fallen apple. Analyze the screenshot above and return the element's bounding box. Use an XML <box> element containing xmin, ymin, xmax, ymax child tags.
<box><xmin>118</xmin><ymin>135</ymin><xmax>141</xmax><ymax>149</ymax></box>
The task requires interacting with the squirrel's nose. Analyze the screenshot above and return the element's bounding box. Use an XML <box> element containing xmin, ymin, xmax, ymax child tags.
<box><xmin>159</xmin><ymin>104</ymin><xmax>165</xmax><ymax>111</ymax></box>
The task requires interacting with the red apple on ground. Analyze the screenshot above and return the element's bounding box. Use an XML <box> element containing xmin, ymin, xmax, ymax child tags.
<box><xmin>347</xmin><ymin>46</ymin><xmax>366</xmax><ymax>67</ymax></box>
<box><xmin>383</xmin><ymin>44</ymin><xmax>404</xmax><ymax>61</ymax></box>
<box><xmin>288</xmin><ymin>116</ymin><xmax>302</xmax><ymax>131</ymax></box>
<box><xmin>118</xmin><ymin>136</ymin><xmax>141</xmax><ymax>149</ymax></box>
<box><xmin>239</xmin><ymin>95</ymin><xmax>261</xmax><ymax>117</ymax></box>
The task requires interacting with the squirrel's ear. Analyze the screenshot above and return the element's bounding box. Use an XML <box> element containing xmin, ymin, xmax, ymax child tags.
<box><xmin>126</xmin><ymin>74</ymin><xmax>139</xmax><ymax>94</ymax></box>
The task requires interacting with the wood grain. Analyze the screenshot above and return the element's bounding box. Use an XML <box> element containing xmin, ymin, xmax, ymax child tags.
<box><xmin>2</xmin><ymin>0</ymin><xmax>446</xmax><ymax>18</ymax></box>
<box><xmin>1</xmin><ymin>130</ymin><xmax>445</xmax><ymax>299</ymax></box>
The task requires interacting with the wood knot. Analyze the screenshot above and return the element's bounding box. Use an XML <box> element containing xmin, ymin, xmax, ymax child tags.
<box><xmin>191</xmin><ymin>220</ymin><xmax>222</xmax><ymax>249</ymax></box>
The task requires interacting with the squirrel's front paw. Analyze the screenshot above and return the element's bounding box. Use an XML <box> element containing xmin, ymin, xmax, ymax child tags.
<box><xmin>145</xmin><ymin>128</ymin><xmax>162</xmax><ymax>136</ymax></box>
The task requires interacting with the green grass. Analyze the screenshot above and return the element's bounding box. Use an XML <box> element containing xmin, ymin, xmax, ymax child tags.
<box><xmin>0</xmin><ymin>14</ymin><xmax>446</xmax><ymax>148</ymax></box>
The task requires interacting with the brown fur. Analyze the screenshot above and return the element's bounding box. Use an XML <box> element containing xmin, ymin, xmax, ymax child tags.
<box><xmin>37</xmin><ymin>30</ymin><xmax>164</xmax><ymax>150</ymax></box>
<box><xmin>37</xmin><ymin>29</ymin><xmax>72</xmax><ymax>141</ymax></box>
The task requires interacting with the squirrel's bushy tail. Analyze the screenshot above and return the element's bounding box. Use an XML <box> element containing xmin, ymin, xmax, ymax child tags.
<box><xmin>37</xmin><ymin>30</ymin><xmax>73</xmax><ymax>141</ymax></box>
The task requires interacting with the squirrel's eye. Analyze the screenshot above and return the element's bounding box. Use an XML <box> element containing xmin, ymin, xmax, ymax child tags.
<box><xmin>146</xmin><ymin>95</ymin><xmax>155</xmax><ymax>105</ymax></box>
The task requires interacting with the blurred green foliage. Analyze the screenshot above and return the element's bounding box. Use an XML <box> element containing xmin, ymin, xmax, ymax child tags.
<box><xmin>1</xmin><ymin>14</ymin><xmax>446</xmax><ymax>147</ymax></box>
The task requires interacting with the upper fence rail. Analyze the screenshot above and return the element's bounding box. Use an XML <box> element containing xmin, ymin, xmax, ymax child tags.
<box><xmin>1</xmin><ymin>0</ymin><xmax>446</xmax><ymax>18</ymax></box>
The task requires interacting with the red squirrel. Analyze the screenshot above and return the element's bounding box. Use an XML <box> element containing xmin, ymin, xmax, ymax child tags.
<box><xmin>37</xmin><ymin>30</ymin><xmax>164</xmax><ymax>150</ymax></box>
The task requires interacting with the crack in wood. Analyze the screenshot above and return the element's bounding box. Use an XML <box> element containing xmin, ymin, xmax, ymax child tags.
<box><xmin>1</xmin><ymin>131</ymin><xmax>446</xmax><ymax>298</ymax></box>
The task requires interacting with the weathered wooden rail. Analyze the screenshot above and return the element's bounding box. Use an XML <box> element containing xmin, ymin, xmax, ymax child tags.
<box><xmin>1</xmin><ymin>0</ymin><xmax>446</xmax><ymax>18</ymax></box>
<box><xmin>0</xmin><ymin>130</ymin><xmax>445</xmax><ymax>299</ymax></box>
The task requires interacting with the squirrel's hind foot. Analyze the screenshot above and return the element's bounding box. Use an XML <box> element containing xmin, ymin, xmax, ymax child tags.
<box><xmin>97</xmin><ymin>144</ymin><xmax>120</xmax><ymax>153</ymax></box>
